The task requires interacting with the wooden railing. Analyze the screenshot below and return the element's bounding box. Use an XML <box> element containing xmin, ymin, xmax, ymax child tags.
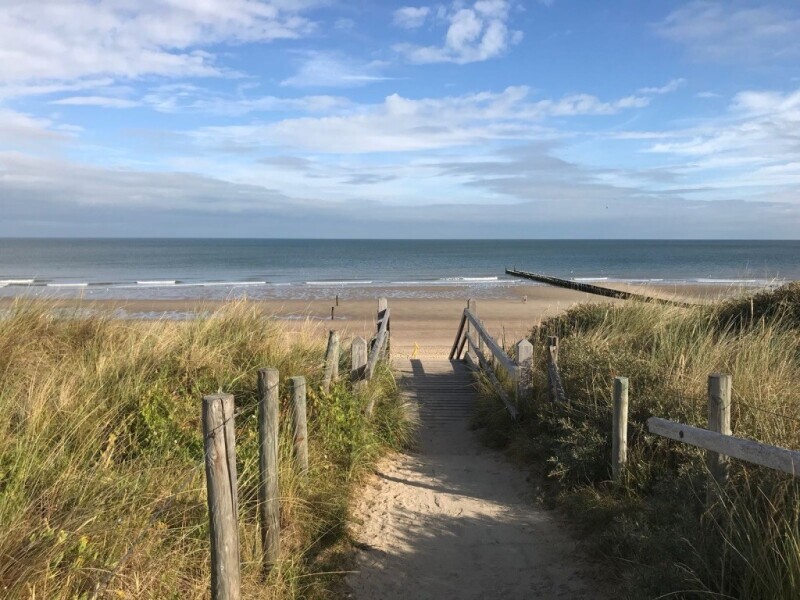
<box><xmin>453</xmin><ymin>305</ymin><xmax>799</xmax><ymax>491</ymax></box>
<box><xmin>543</xmin><ymin>348</ymin><xmax>800</xmax><ymax>486</ymax></box>
<box><xmin>450</xmin><ymin>299</ymin><xmax>532</xmax><ymax>419</ymax></box>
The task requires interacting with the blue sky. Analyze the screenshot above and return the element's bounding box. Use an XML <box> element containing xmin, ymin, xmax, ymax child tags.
<box><xmin>1</xmin><ymin>0</ymin><xmax>799</xmax><ymax>238</ymax></box>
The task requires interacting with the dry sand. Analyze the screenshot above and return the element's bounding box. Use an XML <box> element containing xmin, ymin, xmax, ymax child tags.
<box><xmin>347</xmin><ymin>359</ymin><xmax>607</xmax><ymax>599</ymax></box>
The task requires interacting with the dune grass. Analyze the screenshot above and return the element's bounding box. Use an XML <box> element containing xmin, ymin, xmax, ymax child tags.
<box><xmin>473</xmin><ymin>283</ymin><xmax>800</xmax><ymax>599</ymax></box>
<box><xmin>0</xmin><ymin>300</ymin><xmax>411</xmax><ymax>599</ymax></box>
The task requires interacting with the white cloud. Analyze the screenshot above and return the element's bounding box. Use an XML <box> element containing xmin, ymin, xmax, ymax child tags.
<box><xmin>0</xmin><ymin>0</ymin><xmax>320</xmax><ymax>86</ymax></box>
<box><xmin>395</xmin><ymin>1</ymin><xmax>522</xmax><ymax>64</ymax></box>
<box><xmin>0</xmin><ymin>109</ymin><xmax>73</xmax><ymax>145</ymax></box>
<box><xmin>281</xmin><ymin>52</ymin><xmax>390</xmax><ymax>87</ymax></box>
<box><xmin>696</xmin><ymin>91</ymin><xmax>720</xmax><ymax>99</ymax></box>
<box><xmin>644</xmin><ymin>87</ymin><xmax>800</xmax><ymax>197</ymax></box>
<box><xmin>656</xmin><ymin>1</ymin><xmax>800</xmax><ymax>64</ymax></box>
<box><xmin>51</xmin><ymin>96</ymin><xmax>141</xmax><ymax>109</ymax></box>
<box><xmin>189</xmin><ymin>87</ymin><xmax>651</xmax><ymax>154</ymax></box>
<box><xmin>638</xmin><ymin>78</ymin><xmax>686</xmax><ymax>95</ymax></box>
<box><xmin>98</xmin><ymin>82</ymin><xmax>354</xmax><ymax>115</ymax></box>
<box><xmin>393</xmin><ymin>6</ymin><xmax>431</xmax><ymax>29</ymax></box>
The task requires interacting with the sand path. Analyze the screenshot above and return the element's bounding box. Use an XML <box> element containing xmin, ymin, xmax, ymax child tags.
<box><xmin>347</xmin><ymin>359</ymin><xmax>604</xmax><ymax>600</ymax></box>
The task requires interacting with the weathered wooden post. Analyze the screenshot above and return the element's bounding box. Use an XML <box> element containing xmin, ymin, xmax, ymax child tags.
<box><xmin>514</xmin><ymin>339</ymin><xmax>534</xmax><ymax>402</ymax></box>
<box><xmin>612</xmin><ymin>377</ymin><xmax>629</xmax><ymax>483</ymax></box>
<box><xmin>378</xmin><ymin>297</ymin><xmax>390</xmax><ymax>359</ymax></box>
<box><xmin>351</xmin><ymin>336</ymin><xmax>367</xmax><ymax>384</ymax></box>
<box><xmin>257</xmin><ymin>369</ymin><xmax>280</xmax><ymax>572</ymax></box>
<box><xmin>707</xmin><ymin>373</ymin><xmax>732</xmax><ymax>499</ymax></box>
<box><xmin>202</xmin><ymin>394</ymin><xmax>241</xmax><ymax>600</ymax></box>
<box><xmin>546</xmin><ymin>336</ymin><xmax>559</xmax><ymax>402</ymax></box>
<box><xmin>290</xmin><ymin>376</ymin><xmax>308</xmax><ymax>474</ymax></box>
<box><xmin>547</xmin><ymin>335</ymin><xmax>559</xmax><ymax>364</ymax></box>
<box><xmin>466</xmin><ymin>299</ymin><xmax>478</xmax><ymax>366</ymax></box>
<box><xmin>322</xmin><ymin>330</ymin><xmax>340</xmax><ymax>393</ymax></box>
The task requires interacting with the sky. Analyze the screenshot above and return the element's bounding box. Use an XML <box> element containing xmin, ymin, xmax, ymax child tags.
<box><xmin>1</xmin><ymin>0</ymin><xmax>799</xmax><ymax>238</ymax></box>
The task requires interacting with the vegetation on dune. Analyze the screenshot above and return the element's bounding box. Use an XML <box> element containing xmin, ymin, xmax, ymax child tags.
<box><xmin>0</xmin><ymin>301</ymin><xmax>411</xmax><ymax>599</ymax></box>
<box><xmin>474</xmin><ymin>283</ymin><xmax>800</xmax><ymax>599</ymax></box>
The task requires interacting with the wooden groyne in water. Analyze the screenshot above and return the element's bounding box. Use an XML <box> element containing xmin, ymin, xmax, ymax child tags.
<box><xmin>505</xmin><ymin>268</ymin><xmax>693</xmax><ymax>306</ymax></box>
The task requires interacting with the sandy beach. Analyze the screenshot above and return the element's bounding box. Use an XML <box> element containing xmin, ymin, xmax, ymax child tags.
<box><xmin>0</xmin><ymin>282</ymin><xmax>750</xmax><ymax>358</ymax></box>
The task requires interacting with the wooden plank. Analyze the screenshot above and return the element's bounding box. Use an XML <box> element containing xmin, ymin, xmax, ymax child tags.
<box><xmin>505</xmin><ymin>268</ymin><xmax>692</xmax><ymax>306</ymax></box>
<box><xmin>464</xmin><ymin>309</ymin><xmax>517</xmax><ymax>374</ymax></box>
<box><xmin>647</xmin><ymin>417</ymin><xmax>800</xmax><ymax>477</ymax></box>
<box><xmin>257</xmin><ymin>368</ymin><xmax>280</xmax><ymax>572</ymax></box>
<box><xmin>202</xmin><ymin>394</ymin><xmax>241</xmax><ymax>600</ymax></box>
<box><xmin>290</xmin><ymin>376</ymin><xmax>309</xmax><ymax>474</ymax></box>
<box><xmin>449</xmin><ymin>311</ymin><xmax>467</xmax><ymax>360</ymax></box>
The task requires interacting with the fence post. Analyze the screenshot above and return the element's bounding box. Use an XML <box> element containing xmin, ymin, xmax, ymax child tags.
<box><xmin>257</xmin><ymin>369</ymin><xmax>280</xmax><ymax>572</ymax></box>
<box><xmin>322</xmin><ymin>330</ymin><xmax>340</xmax><ymax>393</ymax></box>
<box><xmin>547</xmin><ymin>335</ymin><xmax>559</xmax><ymax>364</ymax></box>
<box><xmin>290</xmin><ymin>376</ymin><xmax>309</xmax><ymax>474</ymax></box>
<box><xmin>202</xmin><ymin>394</ymin><xmax>241</xmax><ymax>600</ymax></box>
<box><xmin>351</xmin><ymin>336</ymin><xmax>367</xmax><ymax>383</ymax></box>
<box><xmin>612</xmin><ymin>377</ymin><xmax>629</xmax><ymax>483</ymax></box>
<box><xmin>707</xmin><ymin>373</ymin><xmax>732</xmax><ymax>499</ymax></box>
<box><xmin>546</xmin><ymin>336</ymin><xmax>559</xmax><ymax>402</ymax></box>
<box><xmin>515</xmin><ymin>339</ymin><xmax>534</xmax><ymax>402</ymax></box>
<box><xmin>466</xmin><ymin>299</ymin><xmax>478</xmax><ymax>364</ymax></box>
<box><xmin>378</xmin><ymin>297</ymin><xmax>390</xmax><ymax>360</ymax></box>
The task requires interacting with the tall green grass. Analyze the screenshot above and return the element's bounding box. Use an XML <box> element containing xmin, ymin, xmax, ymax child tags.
<box><xmin>0</xmin><ymin>300</ymin><xmax>411</xmax><ymax>599</ymax></box>
<box><xmin>474</xmin><ymin>283</ymin><xmax>800</xmax><ymax>599</ymax></box>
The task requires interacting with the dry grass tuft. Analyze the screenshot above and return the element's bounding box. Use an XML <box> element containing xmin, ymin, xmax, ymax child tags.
<box><xmin>0</xmin><ymin>299</ymin><xmax>411</xmax><ymax>599</ymax></box>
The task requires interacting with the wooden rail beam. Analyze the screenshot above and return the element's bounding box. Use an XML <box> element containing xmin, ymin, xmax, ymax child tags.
<box><xmin>647</xmin><ymin>417</ymin><xmax>800</xmax><ymax>477</ymax></box>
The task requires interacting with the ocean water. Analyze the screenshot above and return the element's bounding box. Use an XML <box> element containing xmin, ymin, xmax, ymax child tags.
<box><xmin>0</xmin><ymin>239</ymin><xmax>796</xmax><ymax>301</ymax></box>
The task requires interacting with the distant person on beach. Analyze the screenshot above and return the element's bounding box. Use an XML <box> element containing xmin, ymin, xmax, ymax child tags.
<box><xmin>523</xmin><ymin>295</ymin><xmax>527</xmax><ymax>303</ymax></box>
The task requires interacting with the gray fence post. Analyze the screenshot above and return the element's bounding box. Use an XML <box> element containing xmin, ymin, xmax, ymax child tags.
<box><xmin>351</xmin><ymin>336</ymin><xmax>367</xmax><ymax>384</ymax></box>
<box><xmin>322</xmin><ymin>330</ymin><xmax>340</xmax><ymax>393</ymax></box>
<box><xmin>612</xmin><ymin>377</ymin><xmax>629</xmax><ymax>482</ymax></box>
<box><xmin>515</xmin><ymin>339</ymin><xmax>534</xmax><ymax>402</ymax></box>
<box><xmin>378</xmin><ymin>297</ymin><xmax>390</xmax><ymax>359</ymax></box>
<box><xmin>290</xmin><ymin>376</ymin><xmax>309</xmax><ymax>474</ymax></box>
<box><xmin>707</xmin><ymin>373</ymin><xmax>732</xmax><ymax>500</ymax></box>
<box><xmin>257</xmin><ymin>369</ymin><xmax>280</xmax><ymax>572</ymax></box>
<box><xmin>202</xmin><ymin>394</ymin><xmax>241</xmax><ymax>600</ymax></box>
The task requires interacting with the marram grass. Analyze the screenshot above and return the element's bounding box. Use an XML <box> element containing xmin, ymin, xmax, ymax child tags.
<box><xmin>0</xmin><ymin>300</ymin><xmax>411</xmax><ymax>599</ymax></box>
<box><xmin>474</xmin><ymin>283</ymin><xmax>800</xmax><ymax>600</ymax></box>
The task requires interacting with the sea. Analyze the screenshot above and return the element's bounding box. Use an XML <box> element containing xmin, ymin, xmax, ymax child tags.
<box><xmin>0</xmin><ymin>239</ymin><xmax>797</xmax><ymax>302</ymax></box>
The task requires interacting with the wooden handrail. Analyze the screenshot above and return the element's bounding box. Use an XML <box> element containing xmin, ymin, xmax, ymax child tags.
<box><xmin>466</xmin><ymin>335</ymin><xmax>518</xmax><ymax>419</ymax></box>
<box><xmin>464</xmin><ymin>309</ymin><xmax>518</xmax><ymax>375</ymax></box>
<box><xmin>648</xmin><ymin>417</ymin><xmax>800</xmax><ymax>477</ymax></box>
